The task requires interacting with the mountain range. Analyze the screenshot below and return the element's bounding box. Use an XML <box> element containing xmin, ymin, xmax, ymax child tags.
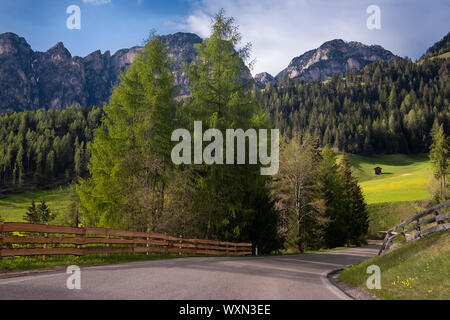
<box><xmin>2</xmin><ymin>31</ymin><xmax>447</xmax><ymax>113</ymax></box>
<box><xmin>0</xmin><ymin>32</ymin><xmax>201</xmax><ymax>113</ymax></box>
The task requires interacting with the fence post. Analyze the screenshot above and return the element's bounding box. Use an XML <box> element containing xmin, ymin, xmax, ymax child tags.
<box><xmin>106</xmin><ymin>229</ymin><xmax>110</xmax><ymax>257</ymax></box>
<box><xmin>42</xmin><ymin>232</ymin><xmax>48</xmax><ymax>261</ymax></box>
<box><xmin>193</xmin><ymin>239</ymin><xmax>197</xmax><ymax>255</ymax></box>
<box><xmin>78</xmin><ymin>227</ymin><xmax>85</xmax><ymax>258</ymax></box>
<box><xmin>178</xmin><ymin>235</ymin><xmax>183</xmax><ymax>255</ymax></box>
<box><xmin>226</xmin><ymin>243</ymin><xmax>228</xmax><ymax>256</ymax></box>
<box><xmin>435</xmin><ymin>211</ymin><xmax>442</xmax><ymax>225</ymax></box>
<box><xmin>0</xmin><ymin>222</ymin><xmax>3</xmax><ymax>261</ymax></box>
<box><xmin>146</xmin><ymin>228</ymin><xmax>150</xmax><ymax>256</ymax></box>
<box><xmin>164</xmin><ymin>232</ymin><xmax>168</xmax><ymax>255</ymax></box>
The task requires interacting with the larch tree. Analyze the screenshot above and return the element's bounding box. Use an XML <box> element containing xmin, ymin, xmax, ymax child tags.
<box><xmin>77</xmin><ymin>35</ymin><xmax>176</xmax><ymax>231</ymax></box>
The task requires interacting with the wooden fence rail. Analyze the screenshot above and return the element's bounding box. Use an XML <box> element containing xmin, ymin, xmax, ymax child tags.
<box><xmin>0</xmin><ymin>222</ymin><xmax>252</xmax><ymax>258</ymax></box>
<box><xmin>378</xmin><ymin>200</ymin><xmax>450</xmax><ymax>255</ymax></box>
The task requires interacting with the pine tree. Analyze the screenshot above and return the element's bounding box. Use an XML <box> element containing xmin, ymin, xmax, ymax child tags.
<box><xmin>318</xmin><ymin>146</ymin><xmax>346</xmax><ymax>248</ymax></box>
<box><xmin>24</xmin><ymin>200</ymin><xmax>40</xmax><ymax>224</ymax></box>
<box><xmin>339</xmin><ymin>155</ymin><xmax>369</xmax><ymax>245</ymax></box>
<box><xmin>183</xmin><ymin>9</ymin><xmax>273</xmax><ymax>242</ymax></box>
<box><xmin>430</xmin><ymin>124</ymin><xmax>449</xmax><ymax>200</ymax></box>
<box><xmin>37</xmin><ymin>200</ymin><xmax>53</xmax><ymax>224</ymax></box>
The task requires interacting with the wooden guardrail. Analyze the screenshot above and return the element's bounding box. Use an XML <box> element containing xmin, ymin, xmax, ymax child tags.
<box><xmin>0</xmin><ymin>222</ymin><xmax>252</xmax><ymax>258</ymax></box>
<box><xmin>378</xmin><ymin>200</ymin><xmax>450</xmax><ymax>255</ymax></box>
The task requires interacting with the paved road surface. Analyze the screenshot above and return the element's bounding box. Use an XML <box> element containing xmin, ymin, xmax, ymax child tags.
<box><xmin>0</xmin><ymin>246</ymin><xmax>378</xmax><ymax>300</ymax></box>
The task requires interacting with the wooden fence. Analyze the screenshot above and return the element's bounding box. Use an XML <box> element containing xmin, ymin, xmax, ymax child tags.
<box><xmin>378</xmin><ymin>200</ymin><xmax>450</xmax><ymax>255</ymax></box>
<box><xmin>0</xmin><ymin>222</ymin><xmax>252</xmax><ymax>258</ymax></box>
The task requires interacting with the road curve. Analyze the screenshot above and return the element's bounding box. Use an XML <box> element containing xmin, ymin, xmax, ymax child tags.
<box><xmin>0</xmin><ymin>246</ymin><xmax>379</xmax><ymax>300</ymax></box>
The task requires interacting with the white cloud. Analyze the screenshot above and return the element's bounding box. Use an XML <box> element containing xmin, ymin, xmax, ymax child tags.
<box><xmin>176</xmin><ymin>0</ymin><xmax>450</xmax><ymax>76</ymax></box>
<box><xmin>82</xmin><ymin>0</ymin><xmax>111</xmax><ymax>6</ymax></box>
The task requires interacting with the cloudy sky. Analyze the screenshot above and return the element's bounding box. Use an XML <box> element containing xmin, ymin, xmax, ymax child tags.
<box><xmin>0</xmin><ymin>0</ymin><xmax>449</xmax><ymax>76</ymax></box>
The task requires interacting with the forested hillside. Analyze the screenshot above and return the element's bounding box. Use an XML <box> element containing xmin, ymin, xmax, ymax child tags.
<box><xmin>2</xmin><ymin>56</ymin><xmax>449</xmax><ymax>196</ymax></box>
<box><xmin>0</xmin><ymin>106</ymin><xmax>102</xmax><ymax>194</ymax></box>
<box><xmin>260</xmin><ymin>57</ymin><xmax>450</xmax><ymax>154</ymax></box>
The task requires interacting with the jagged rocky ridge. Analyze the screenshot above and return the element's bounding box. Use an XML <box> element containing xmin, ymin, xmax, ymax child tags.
<box><xmin>0</xmin><ymin>32</ymin><xmax>400</xmax><ymax>113</ymax></box>
<box><xmin>274</xmin><ymin>39</ymin><xmax>396</xmax><ymax>82</ymax></box>
<box><xmin>0</xmin><ymin>32</ymin><xmax>202</xmax><ymax>113</ymax></box>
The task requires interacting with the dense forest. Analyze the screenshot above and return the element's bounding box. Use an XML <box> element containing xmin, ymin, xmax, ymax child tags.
<box><xmin>259</xmin><ymin>58</ymin><xmax>450</xmax><ymax>154</ymax></box>
<box><xmin>0</xmin><ymin>106</ymin><xmax>102</xmax><ymax>194</ymax></box>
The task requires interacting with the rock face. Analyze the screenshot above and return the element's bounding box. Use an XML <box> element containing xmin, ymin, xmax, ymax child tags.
<box><xmin>0</xmin><ymin>33</ymin><xmax>39</xmax><ymax>112</ymax></box>
<box><xmin>254</xmin><ymin>72</ymin><xmax>274</xmax><ymax>89</ymax></box>
<box><xmin>0</xmin><ymin>32</ymin><xmax>202</xmax><ymax>113</ymax></box>
<box><xmin>275</xmin><ymin>39</ymin><xmax>396</xmax><ymax>82</ymax></box>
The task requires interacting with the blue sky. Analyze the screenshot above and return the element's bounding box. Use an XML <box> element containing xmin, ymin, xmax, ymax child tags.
<box><xmin>0</xmin><ymin>0</ymin><xmax>449</xmax><ymax>75</ymax></box>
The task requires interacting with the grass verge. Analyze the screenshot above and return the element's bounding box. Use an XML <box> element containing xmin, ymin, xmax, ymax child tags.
<box><xmin>339</xmin><ymin>231</ymin><xmax>450</xmax><ymax>300</ymax></box>
<box><xmin>366</xmin><ymin>201</ymin><xmax>426</xmax><ymax>238</ymax></box>
<box><xmin>0</xmin><ymin>253</ymin><xmax>200</xmax><ymax>272</ymax></box>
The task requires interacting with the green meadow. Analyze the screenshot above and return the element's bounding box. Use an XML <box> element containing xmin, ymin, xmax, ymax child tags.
<box><xmin>341</xmin><ymin>154</ymin><xmax>432</xmax><ymax>205</ymax></box>
<box><xmin>0</xmin><ymin>186</ymin><xmax>72</xmax><ymax>222</ymax></box>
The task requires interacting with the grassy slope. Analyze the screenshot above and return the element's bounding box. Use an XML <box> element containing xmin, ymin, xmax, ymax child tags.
<box><xmin>337</xmin><ymin>154</ymin><xmax>433</xmax><ymax>237</ymax></box>
<box><xmin>341</xmin><ymin>154</ymin><xmax>432</xmax><ymax>204</ymax></box>
<box><xmin>339</xmin><ymin>231</ymin><xmax>449</xmax><ymax>300</ymax></box>
<box><xmin>0</xmin><ymin>186</ymin><xmax>72</xmax><ymax>222</ymax></box>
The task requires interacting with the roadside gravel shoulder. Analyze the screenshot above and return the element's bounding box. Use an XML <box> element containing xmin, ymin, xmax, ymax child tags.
<box><xmin>327</xmin><ymin>268</ymin><xmax>378</xmax><ymax>300</ymax></box>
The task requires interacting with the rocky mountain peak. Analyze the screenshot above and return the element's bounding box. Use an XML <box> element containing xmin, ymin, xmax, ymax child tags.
<box><xmin>254</xmin><ymin>72</ymin><xmax>274</xmax><ymax>89</ymax></box>
<box><xmin>276</xmin><ymin>39</ymin><xmax>396</xmax><ymax>82</ymax></box>
<box><xmin>0</xmin><ymin>32</ymin><xmax>32</xmax><ymax>57</ymax></box>
<box><xmin>45</xmin><ymin>41</ymin><xmax>72</xmax><ymax>61</ymax></box>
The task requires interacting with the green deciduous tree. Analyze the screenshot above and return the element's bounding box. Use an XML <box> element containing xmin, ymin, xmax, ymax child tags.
<box><xmin>273</xmin><ymin>135</ymin><xmax>325</xmax><ymax>252</ymax></box>
<box><xmin>77</xmin><ymin>35</ymin><xmax>176</xmax><ymax>231</ymax></box>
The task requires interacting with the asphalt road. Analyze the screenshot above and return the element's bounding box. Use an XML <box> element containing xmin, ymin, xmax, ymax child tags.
<box><xmin>0</xmin><ymin>246</ymin><xmax>379</xmax><ymax>300</ymax></box>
